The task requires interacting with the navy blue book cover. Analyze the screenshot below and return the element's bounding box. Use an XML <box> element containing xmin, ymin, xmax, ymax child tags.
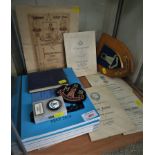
<box><xmin>28</xmin><ymin>68</ymin><xmax>68</xmax><ymax>93</ymax></box>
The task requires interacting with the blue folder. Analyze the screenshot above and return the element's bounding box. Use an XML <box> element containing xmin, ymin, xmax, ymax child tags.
<box><xmin>21</xmin><ymin>68</ymin><xmax>100</xmax><ymax>143</ymax></box>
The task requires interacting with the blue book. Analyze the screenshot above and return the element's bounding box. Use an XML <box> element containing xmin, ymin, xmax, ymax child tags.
<box><xmin>21</xmin><ymin>68</ymin><xmax>100</xmax><ymax>143</ymax></box>
<box><xmin>28</xmin><ymin>68</ymin><xmax>68</xmax><ymax>93</ymax></box>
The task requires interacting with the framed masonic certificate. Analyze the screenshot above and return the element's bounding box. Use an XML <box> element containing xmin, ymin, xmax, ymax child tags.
<box><xmin>64</xmin><ymin>31</ymin><xmax>97</xmax><ymax>77</ymax></box>
<box><xmin>16</xmin><ymin>6</ymin><xmax>79</xmax><ymax>73</ymax></box>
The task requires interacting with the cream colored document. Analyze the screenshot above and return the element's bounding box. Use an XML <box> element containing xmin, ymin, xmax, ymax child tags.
<box><xmin>86</xmin><ymin>72</ymin><xmax>132</xmax><ymax>92</ymax></box>
<box><xmin>86</xmin><ymin>86</ymin><xmax>135</xmax><ymax>141</ymax></box>
<box><xmin>117</xmin><ymin>93</ymin><xmax>143</xmax><ymax>134</ymax></box>
<box><xmin>86</xmin><ymin>73</ymin><xmax>143</xmax><ymax>134</ymax></box>
<box><xmin>64</xmin><ymin>31</ymin><xmax>97</xmax><ymax>77</ymax></box>
<box><xmin>16</xmin><ymin>6</ymin><xmax>79</xmax><ymax>72</ymax></box>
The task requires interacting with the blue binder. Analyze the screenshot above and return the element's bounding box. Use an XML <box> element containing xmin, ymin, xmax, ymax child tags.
<box><xmin>21</xmin><ymin>68</ymin><xmax>100</xmax><ymax>143</ymax></box>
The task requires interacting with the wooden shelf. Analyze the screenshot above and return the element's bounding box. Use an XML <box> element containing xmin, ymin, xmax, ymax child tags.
<box><xmin>29</xmin><ymin>132</ymin><xmax>142</xmax><ymax>155</ymax></box>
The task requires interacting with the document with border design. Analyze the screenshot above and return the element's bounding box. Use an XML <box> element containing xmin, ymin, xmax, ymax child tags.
<box><xmin>64</xmin><ymin>31</ymin><xmax>97</xmax><ymax>77</ymax></box>
<box><xmin>86</xmin><ymin>73</ymin><xmax>143</xmax><ymax>134</ymax></box>
<box><xmin>86</xmin><ymin>86</ymin><xmax>136</xmax><ymax>141</ymax></box>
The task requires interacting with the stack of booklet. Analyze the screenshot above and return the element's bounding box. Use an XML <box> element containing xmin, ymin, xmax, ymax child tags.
<box><xmin>20</xmin><ymin>68</ymin><xmax>100</xmax><ymax>152</ymax></box>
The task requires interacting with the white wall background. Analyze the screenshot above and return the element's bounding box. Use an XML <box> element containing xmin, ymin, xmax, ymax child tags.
<box><xmin>117</xmin><ymin>0</ymin><xmax>143</xmax><ymax>83</ymax></box>
<box><xmin>11</xmin><ymin>0</ymin><xmax>118</xmax><ymax>41</ymax></box>
<box><xmin>11</xmin><ymin>0</ymin><xmax>143</xmax><ymax>86</ymax></box>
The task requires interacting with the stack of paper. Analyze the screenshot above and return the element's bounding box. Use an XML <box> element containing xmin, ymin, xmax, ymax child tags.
<box><xmin>20</xmin><ymin>68</ymin><xmax>100</xmax><ymax>152</ymax></box>
<box><xmin>86</xmin><ymin>86</ymin><xmax>136</xmax><ymax>141</ymax></box>
<box><xmin>86</xmin><ymin>73</ymin><xmax>143</xmax><ymax>140</ymax></box>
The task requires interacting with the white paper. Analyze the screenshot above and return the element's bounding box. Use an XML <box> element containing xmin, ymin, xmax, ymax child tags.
<box><xmin>86</xmin><ymin>72</ymin><xmax>132</xmax><ymax>92</ymax></box>
<box><xmin>86</xmin><ymin>73</ymin><xmax>143</xmax><ymax>134</ymax></box>
<box><xmin>64</xmin><ymin>31</ymin><xmax>97</xmax><ymax>77</ymax></box>
<box><xmin>86</xmin><ymin>86</ymin><xmax>136</xmax><ymax>141</ymax></box>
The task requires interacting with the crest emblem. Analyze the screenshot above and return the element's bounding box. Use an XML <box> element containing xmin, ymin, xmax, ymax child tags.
<box><xmin>56</xmin><ymin>83</ymin><xmax>87</xmax><ymax>112</ymax></box>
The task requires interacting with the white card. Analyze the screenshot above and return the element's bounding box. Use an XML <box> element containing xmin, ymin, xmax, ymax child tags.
<box><xmin>64</xmin><ymin>31</ymin><xmax>97</xmax><ymax>77</ymax></box>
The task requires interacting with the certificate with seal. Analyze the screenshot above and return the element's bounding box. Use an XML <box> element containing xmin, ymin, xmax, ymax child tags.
<box><xmin>86</xmin><ymin>73</ymin><xmax>143</xmax><ymax>134</ymax></box>
<box><xmin>86</xmin><ymin>86</ymin><xmax>136</xmax><ymax>141</ymax></box>
<box><xmin>16</xmin><ymin>6</ymin><xmax>79</xmax><ymax>73</ymax></box>
<box><xmin>64</xmin><ymin>31</ymin><xmax>97</xmax><ymax>77</ymax></box>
